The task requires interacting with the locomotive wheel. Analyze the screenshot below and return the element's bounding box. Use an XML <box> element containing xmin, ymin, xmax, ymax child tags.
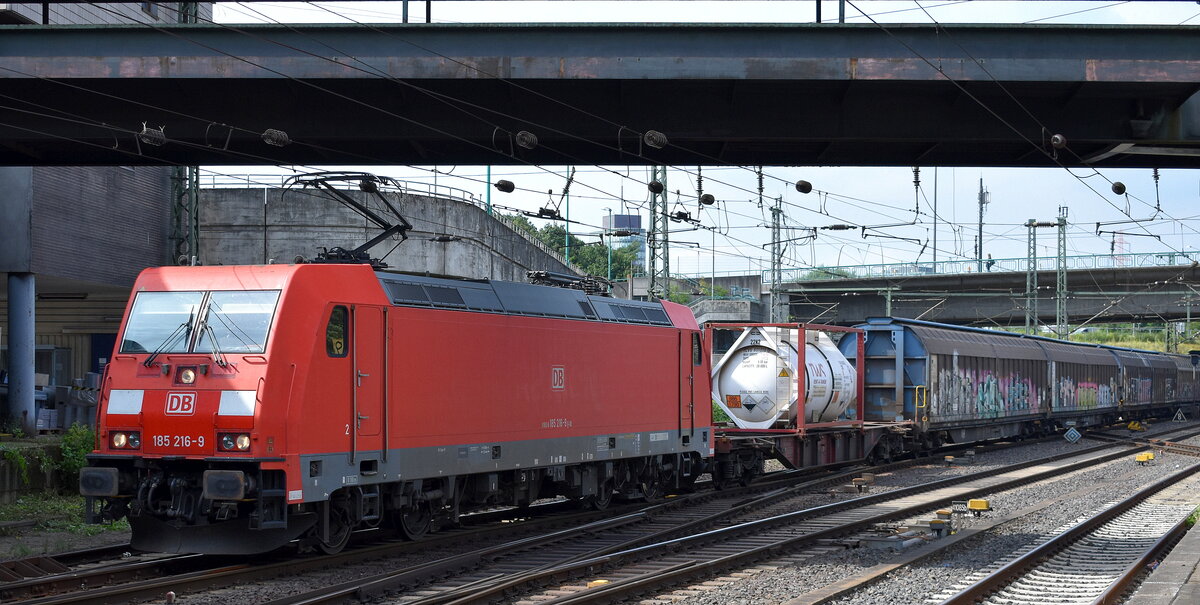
<box><xmin>582</xmin><ymin>480</ymin><xmax>614</xmax><ymax>510</ymax></box>
<box><xmin>640</xmin><ymin>474</ymin><xmax>663</xmax><ymax>501</ymax></box>
<box><xmin>639</xmin><ymin>460</ymin><xmax>666</xmax><ymax>502</ymax></box>
<box><xmin>319</xmin><ymin>493</ymin><xmax>355</xmax><ymax>555</ymax></box>
<box><xmin>398</xmin><ymin>500</ymin><xmax>432</xmax><ymax>540</ymax></box>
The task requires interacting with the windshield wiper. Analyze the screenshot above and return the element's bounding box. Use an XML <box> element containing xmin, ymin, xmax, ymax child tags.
<box><xmin>143</xmin><ymin>310</ymin><xmax>194</xmax><ymax>368</ymax></box>
<box><xmin>203</xmin><ymin>323</ymin><xmax>228</xmax><ymax>367</ymax></box>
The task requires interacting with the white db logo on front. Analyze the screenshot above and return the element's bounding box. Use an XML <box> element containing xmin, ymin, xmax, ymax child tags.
<box><xmin>166</xmin><ymin>392</ymin><xmax>197</xmax><ymax>415</ymax></box>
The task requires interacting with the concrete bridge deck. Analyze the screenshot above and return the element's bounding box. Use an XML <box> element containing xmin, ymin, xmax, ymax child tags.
<box><xmin>781</xmin><ymin>264</ymin><xmax>1200</xmax><ymax>326</ymax></box>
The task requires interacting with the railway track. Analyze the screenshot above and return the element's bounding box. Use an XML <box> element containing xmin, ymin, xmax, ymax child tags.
<box><xmin>933</xmin><ymin>463</ymin><xmax>1200</xmax><ymax>605</ymax></box>
<box><xmin>3</xmin><ymin>424</ymin><xmax>1188</xmax><ymax>604</ymax></box>
<box><xmin>260</xmin><ymin>440</ymin><xmax>1155</xmax><ymax>604</ymax></box>
<box><xmin>6</xmin><ymin>434</ymin><xmax>1034</xmax><ymax>603</ymax></box>
<box><xmin>1086</xmin><ymin>431</ymin><xmax>1200</xmax><ymax>458</ymax></box>
<box><xmin>0</xmin><ymin>462</ymin><xmax>874</xmax><ymax>604</ymax></box>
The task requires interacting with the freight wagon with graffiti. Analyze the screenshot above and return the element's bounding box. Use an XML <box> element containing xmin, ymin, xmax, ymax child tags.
<box><xmin>840</xmin><ymin>317</ymin><xmax>1200</xmax><ymax>461</ymax></box>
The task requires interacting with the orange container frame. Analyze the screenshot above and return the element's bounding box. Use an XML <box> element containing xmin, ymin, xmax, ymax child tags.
<box><xmin>705</xmin><ymin>322</ymin><xmax>866</xmax><ymax>437</ymax></box>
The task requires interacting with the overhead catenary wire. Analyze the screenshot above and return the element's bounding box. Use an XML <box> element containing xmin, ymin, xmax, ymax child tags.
<box><xmin>903</xmin><ymin>0</ymin><xmax>1198</xmax><ymax>248</ymax></box>
<box><xmin>119</xmin><ymin>3</ymin><xmax>1171</xmax><ymax>265</ymax></box>
<box><xmin>13</xmin><ymin>3</ymin><xmax>1196</xmax><ymax>276</ymax></box>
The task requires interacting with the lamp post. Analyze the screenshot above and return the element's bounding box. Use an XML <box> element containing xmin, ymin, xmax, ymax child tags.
<box><xmin>603</xmin><ymin>207</ymin><xmax>612</xmax><ymax>281</ymax></box>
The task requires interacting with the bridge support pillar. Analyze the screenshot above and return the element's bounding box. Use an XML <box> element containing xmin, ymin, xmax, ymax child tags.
<box><xmin>6</xmin><ymin>272</ymin><xmax>36</xmax><ymax>435</ymax></box>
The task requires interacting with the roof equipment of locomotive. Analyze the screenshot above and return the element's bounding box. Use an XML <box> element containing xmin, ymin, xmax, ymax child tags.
<box><xmin>282</xmin><ymin>171</ymin><xmax>414</xmax><ymax>268</ymax></box>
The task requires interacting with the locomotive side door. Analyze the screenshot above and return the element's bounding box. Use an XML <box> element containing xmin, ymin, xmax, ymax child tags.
<box><xmin>679</xmin><ymin>331</ymin><xmax>698</xmax><ymax>438</ymax></box>
<box><xmin>352</xmin><ymin>305</ymin><xmax>385</xmax><ymax>455</ymax></box>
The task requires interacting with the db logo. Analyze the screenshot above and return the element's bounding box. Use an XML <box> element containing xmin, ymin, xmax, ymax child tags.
<box><xmin>166</xmin><ymin>392</ymin><xmax>197</xmax><ymax>415</ymax></box>
<box><xmin>551</xmin><ymin>366</ymin><xmax>565</xmax><ymax>391</ymax></box>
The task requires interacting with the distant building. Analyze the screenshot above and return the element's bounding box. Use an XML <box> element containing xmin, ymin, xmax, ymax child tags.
<box><xmin>602</xmin><ymin>213</ymin><xmax>647</xmax><ymax>275</ymax></box>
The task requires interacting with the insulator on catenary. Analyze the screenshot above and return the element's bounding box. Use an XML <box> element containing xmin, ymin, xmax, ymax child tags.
<box><xmin>515</xmin><ymin>130</ymin><xmax>538</xmax><ymax>150</ymax></box>
<box><xmin>643</xmin><ymin>130</ymin><xmax>669</xmax><ymax>149</ymax></box>
<box><xmin>137</xmin><ymin>123</ymin><xmax>166</xmax><ymax>147</ymax></box>
<box><xmin>261</xmin><ymin>128</ymin><xmax>291</xmax><ymax>147</ymax></box>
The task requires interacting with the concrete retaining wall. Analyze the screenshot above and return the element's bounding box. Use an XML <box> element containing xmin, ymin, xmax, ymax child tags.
<box><xmin>200</xmin><ymin>187</ymin><xmax>576</xmax><ymax>282</ymax></box>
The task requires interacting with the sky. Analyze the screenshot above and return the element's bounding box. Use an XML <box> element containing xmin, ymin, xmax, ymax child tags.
<box><xmin>206</xmin><ymin>1</ymin><xmax>1200</xmax><ymax>278</ymax></box>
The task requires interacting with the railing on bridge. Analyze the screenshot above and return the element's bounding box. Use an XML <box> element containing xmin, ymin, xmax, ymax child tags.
<box><xmin>201</xmin><ymin>173</ymin><xmax>482</xmax><ymax>206</ymax></box>
<box><xmin>765</xmin><ymin>251</ymin><xmax>1200</xmax><ymax>285</ymax></box>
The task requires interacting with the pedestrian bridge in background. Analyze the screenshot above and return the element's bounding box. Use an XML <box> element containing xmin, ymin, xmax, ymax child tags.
<box><xmin>778</xmin><ymin>250</ymin><xmax>1200</xmax><ymax>283</ymax></box>
<box><xmin>750</xmin><ymin>253</ymin><xmax>1200</xmax><ymax>326</ymax></box>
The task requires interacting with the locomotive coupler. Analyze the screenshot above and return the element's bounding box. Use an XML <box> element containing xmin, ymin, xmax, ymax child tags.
<box><xmin>215</xmin><ymin>502</ymin><xmax>238</xmax><ymax>521</ymax></box>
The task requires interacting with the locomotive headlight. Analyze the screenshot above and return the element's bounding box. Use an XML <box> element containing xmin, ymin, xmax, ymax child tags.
<box><xmin>218</xmin><ymin>433</ymin><xmax>251</xmax><ymax>452</ymax></box>
<box><xmin>180</xmin><ymin>368</ymin><xmax>196</xmax><ymax>384</ymax></box>
<box><xmin>111</xmin><ymin>432</ymin><xmax>141</xmax><ymax>449</ymax></box>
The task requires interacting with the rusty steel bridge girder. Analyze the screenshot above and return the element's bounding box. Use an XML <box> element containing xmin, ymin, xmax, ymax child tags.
<box><xmin>0</xmin><ymin>23</ymin><xmax>1197</xmax><ymax>166</ymax></box>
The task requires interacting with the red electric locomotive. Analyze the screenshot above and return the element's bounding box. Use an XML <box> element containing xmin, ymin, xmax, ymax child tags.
<box><xmin>80</xmin><ymin>264</ymin><xmax>712</xmax><ymax>554</ymax></box>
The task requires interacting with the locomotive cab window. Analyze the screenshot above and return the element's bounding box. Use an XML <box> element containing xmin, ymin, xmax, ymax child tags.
<box><xmin>120</xmin><ymin>290</ymin><xmax>280</xmax><ymax>355</ymax></box>
<box><xmin>120</xmin><ymin>291</ymin><xmax>205</xmax><ymax>353</ymax></box>
<box><xmin>326</xmin><ymin>306</ymin><xmax>348</xmax><ymax>357</ymax></box>
<box><xmin>692</xmin><ymin>333</ymin><xmax>703</xmax><ymax>366</ymax></box>
<box><xmin>196</xmin><ymin>291</ymin><xmax>280</xmax><ymax>354</ymax></box>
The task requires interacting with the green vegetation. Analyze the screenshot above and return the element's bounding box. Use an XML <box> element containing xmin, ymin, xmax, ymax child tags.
<box><xmin>0</xmin><ymin>415</ymin><xmax>26</xmax><ymax>438</ymax></box>
<box><xmin>1187</xmin><ymin>505</ymin><xmax>1200</xmax><ymax>528</ymax></box>
<box><xmin>713</xmin><ymin>404</ymin><xmax>732</xmax><ymax>424</ymax></box>
<box><xmin>663</xmin><ymin>285</ymin><xmax>691</xmax><ymax>305</ymax></box>
<box><xmin>0</xmin><ymin>424</ymin><xmax>94</xmax><ymax>490</ymax></box>
<box><xmin>698</xmin><ymin>283</ymin><xmax>731</xmax><ymax>298</ymax></box>
<box><xmin>0</xmin><ymin>445</ymin><xmax>30</xmax><ymax>485</ymax></box>
<box><xmin>0</xmin><ymin>493</ymin><xmax>127</xmax><ymax>536</ymax></box>
<box><xmin>1066</xmin><ymin>324</ymin><xmax>1200</xmax><ymax>353</ymax></box>
<box><xmin>58</xmin><ymin>424</ymin><xmax>94</xmax><ymax>481</ymax></box>
<box><xmin>791</xmin><ymin>268</ymin><xmax>856</xmax><ymax>281</ymax></box>
<box><xmin>502</xmin><ymin>214</ymin><xmax>642</xmax><ymax>280</ymax></box>
<box><xmin>0</xmin><ymin>442</ymin><xmax>57</xmax><ymax>487</ymax></box>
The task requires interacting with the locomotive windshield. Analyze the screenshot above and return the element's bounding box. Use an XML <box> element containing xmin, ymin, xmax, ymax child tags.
<box><xmin>120</xmin><ymin>290</ymin><xmax>280</xmax><ymax>355</ymax></box>
<box><xmin>196</xmin><ymin>291</ymin><xmax>280</xmax><ymax>354</ymax></box>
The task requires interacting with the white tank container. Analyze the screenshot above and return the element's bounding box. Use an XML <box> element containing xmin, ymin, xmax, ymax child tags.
<box><xmin>711</xmin><ymin>327</ymin><xmax>856</xmax><ymax>429</ymax></box>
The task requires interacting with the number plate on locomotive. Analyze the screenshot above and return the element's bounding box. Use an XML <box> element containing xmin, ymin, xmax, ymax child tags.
<box><xmin>152</xmin><ymin>434</ymin><xmax>206</xmax><ymax>448</ymax></box>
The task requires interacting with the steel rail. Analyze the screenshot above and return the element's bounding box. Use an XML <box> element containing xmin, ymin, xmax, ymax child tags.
<box><xmin>938</xmin><ymin>463</ymin><xmax>1200</xmax><ymax>605</ymax></box>
<box><xmin>263</xmin><ymin>472</ymin><xmax>868</xmax><ymax>605</ymax></box>
<box><xmin>1089</xmin><ymin>512</ymin><xmax>1192</xmax><ymax>605</ymax></box>
<box><xmin>10</xmin><ymin>425</ymin><xmax>1188</xmax><ymax>604</ymax></box>
<box><xmin>266</xmin><ymin>441</ymin><xmax>1152</xmax><ymax>605</ymax></box>
<box><xmin>388</xmin><ymin>468</ymin><xmax>895</xmax><ymax>605</ymax></box>
<box><xmin>9</xmin><ymin>462</ymin><xmax>865</xmax><ymax>604</ymax></box>
<box><xmin>527</xmin><ymin>448</ymin><xmax>1162</xmax><ymax>605</ymax></box>
<box><xmin>11</xmin><ymin>502</ymin><xmax>650</xmax><ymax>605</ymax></box>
